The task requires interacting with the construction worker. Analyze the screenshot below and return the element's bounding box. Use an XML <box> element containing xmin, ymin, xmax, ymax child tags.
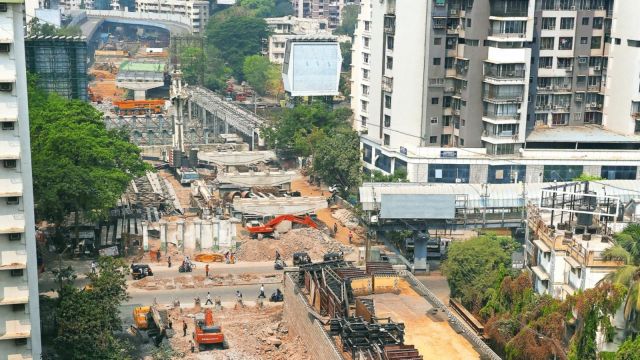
<box><xmin>333</xmin><ymin>223</ymin><xmax>338</xmax><ymax>235</ymax></box>
<box><xmin>348</xmin><ymin>231</ymin><xmax>353</xmax><ymax>244</ymax></box>
<box><xmin>236</xmin><ymin>290</ymin><xmax>243</xmax><ymax>300</ymax></box>
<box><xmin>205</xmin><ymin>291</ymin><xmax>213</xmax><ymax>305</ymax></box>
<box><xmin>167</xmin><ymin>256</ymin><xmax>172</xmax><ymax>268</ymax></box>
<box><xmin>259</xmin><ymin>284</ymin><xmax>265</xmax><ymax>298</ymax></box>
<box><xmin>91</xmin><ymin>261</ymin><xmax>97</xmax><ymax>274</ymax></box>
<box><xmin>183</xmin><ymin>321</ymin><xmax>188</xmax><ymax>337</ymax></box>
<box><xmin>205</xmin><ymin>264</ymin><xmax>209</xmax><ymax>278</ymax></box>
<box><xmin>156</xmin><ymin>250</ymin><xmax>161</xmax><ymax>263</ymax></box>
<box><xmin>190</xmin><ymin>340</ymin><xmax>195</xmax><ymax>353</ymax></box>
<box><xmin>275</xmin><ymin>250</ymin><xmax>281</xmax><ymax>261</ymax></box>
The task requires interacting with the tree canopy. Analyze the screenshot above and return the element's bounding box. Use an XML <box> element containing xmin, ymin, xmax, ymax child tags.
<box><xmin>334</xmin><ymin>4</ymin><xmax>360</xmax><ymax>36</ymax></box>
<box><xmin>242</xmin><ymin>54</ymin><xmax>281</xmax><ymax>95</ymax></box>
<box><xmin>27</xmin><ymin>18</ymin><xmax>81</xmax><ymax>37</ymax></box>
<box><xmin>312</xmin><ymin>127</ymin><xmax>361</xmax><ymax>194</ymax></box>
<box><xmin>28</xmin><ymin>77</ymin><xmax>148</xmax><ymax>225</ymax></box>
<box><xmin>206</xmin><ymin>15</ymin><xmax>269</xmax><ymax>78</ymax></box>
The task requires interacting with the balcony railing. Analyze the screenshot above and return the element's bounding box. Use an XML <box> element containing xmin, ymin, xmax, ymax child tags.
<box><xmin>483</xmin><ymin>93</ymin><xmax>524</xmax><ymax>103</ymax></box>
<box><xmin>382</xmin><ymin>76</ymin><xmax>393</xmax><ymax>93</ymax></box>
<box><xmin>483</xmin><ymin>111</ymin><xmax>520</xmax><ymax>120</ymax></box>
<box><xmin>484</xmin><ymin>69</ymin><xmax>526</xmax><ymax>81</ymax></box>
<box><xmin>482</xmin><ymin>130</ymin><xmax>519</xmax><ymax>139</ymax></box>
<box><xmin>488</xmin><ymin>30</ymin><xmax>527</xmax><ymax>39</ymax></box>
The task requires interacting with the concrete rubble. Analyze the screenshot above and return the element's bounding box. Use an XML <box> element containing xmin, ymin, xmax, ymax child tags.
<box><xmin>331</xmin><ymin>208</ymin><xmax>360</xmax><ymax>229</ymax></box>
<box><xmin>236</xmin><ymin>228</ymin><xmax>353</xmax><ymax>262</ymax></box>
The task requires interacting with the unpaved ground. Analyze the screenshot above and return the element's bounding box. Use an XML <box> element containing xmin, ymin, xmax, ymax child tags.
<box><xmin>236</xmin><ymin>228</ymin><xmax>353</xmax><ymax>262</ymax></box>
<box><xmin>159</xmin><ymin>170</ymin><xmax>193</xmax><ymax>209</ymax></box>
<box><xmin>132</xmin><ymin>273</ymin><xmax>281</xmax><ymax>290</ymax></box>
<box><xmin>166</xmin><ymin>305</ymin><xmax>311</xmax><ymax>360</ymax></box>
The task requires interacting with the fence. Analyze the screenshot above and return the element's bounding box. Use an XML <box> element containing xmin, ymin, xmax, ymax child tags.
<box><xmin>399</xmin><ymin>270</ymin><xmax>502</xmax><ymax>360</ymax></box>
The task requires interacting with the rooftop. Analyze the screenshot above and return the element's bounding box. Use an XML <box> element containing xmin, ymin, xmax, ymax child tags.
<box><xmin>526</xmin><ymin>125</ymin><xmax>640</xmax><ymax>143</ymax></box>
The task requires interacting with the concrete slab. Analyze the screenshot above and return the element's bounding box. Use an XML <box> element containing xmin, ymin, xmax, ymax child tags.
<box><xmin>232</xmin><ymin>197</ymin><xmax>328</xmax><ymax>216</ymax></box>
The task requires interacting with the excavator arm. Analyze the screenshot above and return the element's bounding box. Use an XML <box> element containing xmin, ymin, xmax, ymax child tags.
<box><xmin>247</xmin><ymin>214</ymin><xmax>318</xmax><ymax>234</ymax></box>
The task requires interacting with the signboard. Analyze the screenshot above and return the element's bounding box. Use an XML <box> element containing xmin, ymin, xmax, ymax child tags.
<box><xmin>440</xmin><ymin>150</ymin><xmax>457</xmax><ymax>158</ymax></box>
<box><xmin>380</xmin><ymin>194</ymin><xmax>456</xmax><ymax>219</ymax></box>
<box><xmin>282</xmin><ymin>41</ymin><xmax>342</xmax><ymax>97</ymax></box>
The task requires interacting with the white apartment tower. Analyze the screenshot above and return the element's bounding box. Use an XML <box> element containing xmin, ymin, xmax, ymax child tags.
<box><xmin>0</xmin><ymin>1</ymin><xmax>42</xmax><ymax>359</ymax></box>
<box><xmin>136</xmin><ymin>0</ymin><xmax>209</xmax><ymax>34</ymax></box>
<box><xmin>352</xmin><ymin>0</ymin><xmax>640</xmax><ymax>184</ymax></box>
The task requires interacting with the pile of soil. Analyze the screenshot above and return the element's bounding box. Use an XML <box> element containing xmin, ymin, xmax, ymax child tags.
<box><xmin>235</xmin><ymin>228</ymin><xmax>353</xmax><ymax>262</ymax></box>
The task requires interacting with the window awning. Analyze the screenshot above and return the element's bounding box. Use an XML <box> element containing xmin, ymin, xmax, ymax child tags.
<box><xmin>564</xmin><ymin>256</ymin><xmax>581</xmax><ymax>269</ymax></box>
<box><xmin>531</xmin><ymin>265</ymin><xmax>550</xmax><ymax>281</ymax></box>
<box><xmin>533</xmin><ymin>239</ymin><xmax>551</xmax><ymax>253</ymax></box>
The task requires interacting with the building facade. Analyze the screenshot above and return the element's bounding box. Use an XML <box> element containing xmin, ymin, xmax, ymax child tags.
<box><xmin>351</xmin><ymin>0</ymin><xmax>640</xmax><ymax>184</ymax></box>
<box><xmin>265</xmin><ymin>16</ymin><xmax>328</xmax><ymax>64</ymax></box>
<box><xmin>0</xmin><ymin>0</ymin><xmax>42</xmax><ymax>359</ymax></box>
<box><xmin>291</xmin><ymin>0</ymin><xmax>359</xmax><ymax>29</ymax></box>
<box><xmin>136</xmin><ymin>0</ymin><xmax>209</xmax><ymax>34</ymax></box>
<box><xmin>25</xmin><ymin>36</ymin><xmax>88</xmax><ymax>101</ymax></box>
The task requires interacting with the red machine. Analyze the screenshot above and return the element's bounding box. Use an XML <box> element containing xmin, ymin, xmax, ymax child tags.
<box><xmin>247</xmin><ymin>214</ymin><xmax>318</xmax><ymax>237</ymax></box>
<box><xmin>193</xmin><ymin>309</ymin><xmax>226</xmax><ymax>350</ymax></box>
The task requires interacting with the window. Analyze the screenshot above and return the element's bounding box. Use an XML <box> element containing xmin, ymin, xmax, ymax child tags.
<box><xmin>363</xmin><ymin>144</ymin><xmax>372</xmax><ymax>163</ymax></box>
<box><xmin>10</xmin><ymin>269</ymin><xmax>23</xmax><ymax>277</ymax></box>
<box><xmin>4</xmin><ymin>159</ymin><xmax>16</xmax><ymax>168</ymax></box>
<box><xmin>361</xmin><ymin>116</ymin><xmax>367</xmax><ymax>126</ymax></box>
<box><xmin>601</xmin><ymin>166</ymin><xmax>637</xmax><ymax>180</ymax></box>
<box><xmin>375</xmin><ymin>149</ymin><xmax>391</xmax><ymax>172</ymax></box>
<box><xmin>466</xmin><ymin>39</ymin><xmax>479</xmax><ymax>46</ymax></box>
<box><xmin>433</xmin><ymin>57</ymin><xmax>441</xmax><ymax>66</ymax></box>
<box><xmin>445</xmin><ymin>57</ymin><xmax>455</xmax><ymax>69</ymax></box>
<box><xmin>443</xmin><ymin>116</ymin><xmax>451</xmax><ymax>126</ymax></box>
<box><xmin>384</xmin><ymin>95</ymin><xmax>392</xmax><ymax>109</ymax></box>
<box><xmin>488</xmin><ymin>165</ymin><xmax>526</xmax><ymax>184</ymax></box>
<box><xmin>12</xmin><ymin>304</ymin><xmax>25</xmax><ymax>312</ymax></box>
<box><xmin>386</xmin><ymin>56</ymin><xmax>393</xmax><ymax>70</ymax></box>
<box><xmin>383</xmin><ymin>134</ymin><xmax>390</xmax><ymax>146</ymax></box>
<box><xmin>466</xmin><ymin>18</ymin><xmax>471</xmax><ymax>28</ymax></box>
<box><xmin>580</xmin><ymin>37</ymin><xmax>588</xmax><ymax>45</ymax></box>
<box><xmin>593</xmin><ymin>17</ymin><xmax>603</xmax><ymax>29</ymax></box>
<box><xmin>384</xmin><ymin>115</ymin><xmax>391</xmax><ymax>127</ymax></box>
<box><xmin>615</xmin><ymin>38</ymin><xmax>621</xmax><ymax>45</ymax></box>
<box><xmin>2</xmin><ymin>121</ymin><xmax>14</xmax><ymax>130</ymax></box>
<box><xmin>460</xmin><ymin>138</ymin><xmax>464</xmax><ymax>146</ymax></box>
<box><xmin>362</xmin><ymin>69</ymin><xmax>369</xmax><ymax>79</ymax></box>
<box><xmin>363</xmin><ymin>37</ymin><xmax>370</xmax><ymax>48</ymax></box>
<box><xmin>539</xmin><ymin>57</ymin><xmax>553</xmax><ymax>68</ymax></box>
<box><xmin>431</xmin><ymin>97</ymin><xmax>439</xmax><ymax>105</ymax></box>
<box><xmin>559</xmin><ymin>37</ymin><xmax>573</xmax><ymax>50</ymax></box>
<box><xmin>0</xmin><ymin>43</ymin><xmax>9</xmax><ymax>53</ymax></box>
<box><xmin>541</xmin><ymin>17</ymin><xmax>555</xmax><ymax>30</ymax></box>
<box><xmin>543</xmin><ymin>165</ymin><xmax>583</xmax><ymax>182</ymax></box>
<box><xmin>428</xmin><ymin>164</ymin><xmax>470</xmax><ymax>183</ymax></box>
<box><xmin>540</xmin><ymin>37</ymin><xmax>554</xmax><ymax>50</ymax></box>
<box><xmin>434</xmin><ymin>37</ymin><xmax>442</xmax><ymax>45</ymax></box>
<box><xmin>364</xmin><ymin>21</ymin><xmax>370</xmax><ymax>31</ymax></box>
<box><xmin>591</xmin><ymin>36</ymin><xmax>602</xmax><ymax>49</ymax></box>
<box><xmin>387</xmin><ymin>36</ymin><xmax>394</xmax><ymax>50</ymax></box>
<box><xmin>361</xmin><ymin>85</ymin><xmax>369</xmax><ymax>96</ymax></box>
<box><xmin>582</xmin><ymin>17</ymin><xmax>589</xmax><ymax>26</ymax></box>
<box><xmin>0</xmin><ymin>82</ymin><xmax>12</xmax><ymax>92</ymax></box>
<box><xmin>361</xmin><ymin>100</ymin><xmax>368</xmax><ymax>112</ymax></box>
<box><xmin>429</xmin><ymin>136</ymin><xmax>437</xmax><ymax>144</ymax></box>
<box><xmin>441</xmin><ymin>134</ymin><xmax>450</xmax><ymax>145</ymax></box>
<box><xmin>560</xmin><ymin>17</ymin><xmax>574</xmax><ymax>30</ymax></box>
<box><xmin>9</xmin><ymin>233</ymin><xmax>21</xmax><ymax>241</ymax></box>
<box><xmin>363</xmin><ymin>53</ymin><xmax>370</xmax><ymax>64</ymax></box>
<box><xmin>629</xmin><ymin>40</ymin><xmax>640</xmax><ymax>48</ymax></box>
<box><xmin>6</xmin><ymin>197</ymin><xmax>19</xmax><ymax>205</ymax></box>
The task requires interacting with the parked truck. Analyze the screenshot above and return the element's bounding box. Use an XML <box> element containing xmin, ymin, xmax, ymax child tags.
<box><xmin>176</xmin><ymin>167</ymin><xmax>199</xmax><ymax>185</ymax></box>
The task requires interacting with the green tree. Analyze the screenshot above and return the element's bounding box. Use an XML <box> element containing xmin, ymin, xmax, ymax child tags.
<box><xmin>180</xmin><ymin>46</ymin><xmax>205</xmax><ymax>85</ymax></box>
<box><xmin>243</xmin><ymin>54</ymin><xmax>272</xmax><ymax>95</ymax></box>
<box><xmin>442</xmin><ymin>234</ymin><xmax>517</xmax><ymax>312</ymax></box>
<box><xmin>340</xmin><ymin>41</ymin><xmax>352</xmax><ymax>72</ymax></box>
<box><xmin>615</xmin><ymin>336</ymin><xmax>640</xmax><ymax>360</ymax></box>
<box><xmin>206</xmin><ymin>15</ymin><xmax>269</xmax><ymax>78</ymax></box>
<box><xmin>51</xmin><ymin>257</ymin><xmax>132</xmax><ymax>360</ymax></box>
<box><xmin>334</xmin><ymin>4</ymin><xmax>359</xmax><ymax>36</ymax></box>
<box><xmin>573</xmin><ymin>173</ymin><xmax>604</xmax><ymax>181</ymax></box>
<box><xmin>238</xmin><ymin>0</ymin><xmax>275</xmax><ymax>17</ymax></box>
<box><xmin>27</xmin><ymin>18</ymin><xmax>80</xmax><ymax>37</ymax></box>
<box><xmin>312</xmin><ymin>127</ymin><xmax>361</xmax><ymax>195</ymax></box>
<box><xmin>28</xmin><ymin>79</ymin><xmax>148</xmax><ymax>231</ymax></box>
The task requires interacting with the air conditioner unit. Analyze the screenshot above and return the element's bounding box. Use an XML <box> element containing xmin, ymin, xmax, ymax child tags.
<box><xmin>578</xmin><ymin>57</ymin><xmax>588</xmax><ymax>64</ymax></box>
<box><xmin>571</xmin><ymin>6</ymin><xmax>576</xmax><ymax>10</ymax></box>
<box><xmin>594</xmin><ymin>65</ymin><xmax>601</xmax><ymax>71</ymax></box>
<box><xmin>0</xmin><ymin>43</ymin><xmax>9</xmax><ymax>53</ymax></box>
<box><xmin>450</xmin><ymin>9</ymin><xmax>458</xmax><ymax>15</ymax></box>
<box><xmin>359</xmin><ymin>127</ymin><xmax>368</xmax><ymax>134</ymax></box>
<box><xmin>575</xmin><ymin>94</ymin><xmax>583</xmax><ymax>101</ymax></box>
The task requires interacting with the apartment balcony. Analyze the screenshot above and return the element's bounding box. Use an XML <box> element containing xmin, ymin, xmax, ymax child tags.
<box><xmin>632</xmin><ymin>112</ymin><xmax>640</xmax><ymax>120</ymax></box>
<box><xmin>483</xmin><ymin>70</ymin><xmax>526</xmax><ymax>85</ymax></box>
<box><xmin>0</xmin><ymin>215</ymin><xmax>24</xmax><ymax>235</ymax></box>
<box><xmin>550</xmin><ymin>104</ymin><xmax>571</xmax><ymax>112</ymax></box>
<box><xmin>0</xmin><ymin>178</ymin><xmax>21</xmax><ymax>198</ymax></box>
<box><xmin>0</xmin><ymin>250</ymin><xmax>27</xmax><ymax>270</ymax></box>
<box><xmin>383</xmin><ymin>15</ymin><xmax>395</xmax><ymax>35</ymax></box>
<box><xmin>585</xmin><ymin>102</ymin><xmax>603</xmax><ymax>111</ymax></box>
<box><xmin>487</xmin><ymin>31</ymin><xmax>527</xmax><ymax>40</ymax></box>
<box><xmin>482</xmin><ymin>112</ymin><xmax>520</xmax><ymax>124</ymax></box>
<box><xmin>0</xmin><ymin>319</ymin><xmax>30</xmax><ymax>340</ymax></box>
<box><xmin>481</xmin><ymin>131</ymin><xmax>520</xmax><ymax>144</ymax></box>
<box><xmin>0</xmin><ymin>140</ymin><xmax>20</xmax><ymax>160</ymax></box>
<box><xmin>382</xmin><ymin>76</ymin><xmax>393</xmax><ymax>93</ymax></box>
<box><xmin>482</xmin><ymin>94</ymin><xmax>524</xmax><ymax>104</ymax></box>
<box><xmin>0</xmin><ymin>285</ymin><xmax>28</xmax><ymax>305</ymax></box>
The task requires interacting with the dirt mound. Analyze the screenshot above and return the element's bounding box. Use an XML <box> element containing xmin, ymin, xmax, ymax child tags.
<box><xmin>236</xmin><ymin>228</ymin><xmax>353</xmax><ymax>262</ymax></box>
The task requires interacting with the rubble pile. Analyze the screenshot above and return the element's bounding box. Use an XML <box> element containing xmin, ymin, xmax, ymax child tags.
<box><xmin>131</xmin><ymin>273</ymin><xmax>282</xmax><ymax>290</ymax></box>
<box><xmin>167</xmin><ymin>305</ymin><xmax>310</xmax><ymax>360</ymax></box>
<box><xmin>236</xmin><ymin>228</ymin><xmax>353</xmax><ymax>262</ymax></box>
<box><xmin>331</xmin><ymin>209</ymin><xmax>360</xmax><ymax>229</ymax></box>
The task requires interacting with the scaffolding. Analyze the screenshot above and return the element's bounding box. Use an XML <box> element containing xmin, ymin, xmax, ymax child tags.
<box><xmin>25</xmin><ymin>36</ymin><xmax>88</xmax><ymax>101</ymax></box>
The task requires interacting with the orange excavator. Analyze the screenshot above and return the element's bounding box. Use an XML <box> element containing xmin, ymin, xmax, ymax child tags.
<box><xmin>113</xmin><ymin>99</ymin><xmax>165</xmax><ymax>115</ymax></box>
<box><xmin>193</xmin><ymin>308</ymin><xmax>227</xmax><ymax>351</ymax></box>
<box><xmin>247</xmin><ymin>214</ymin><xmax>318</xmax><ymax>238</ymax></box>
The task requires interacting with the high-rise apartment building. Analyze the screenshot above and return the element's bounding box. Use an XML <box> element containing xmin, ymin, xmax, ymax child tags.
<box><xmin>351</xmin><ymin>0</ymin><xmax>640</xmax><ymax>183</ymax></box>
<box><xmin>0</xmin><ymin>0</ymin><xmax>42</xmax><ymax>359</ymax></box>
<box><xmin>136</xmin><ymin>0</ymin><xmax>209</xmax><ymax>34</ymax></box>
<box><xmin>291</xmin><ymin>0</ymin><xmax>359</xmax><ymax>29</ymax></box>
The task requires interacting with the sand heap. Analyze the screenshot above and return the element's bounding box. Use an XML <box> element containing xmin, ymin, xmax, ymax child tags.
<box><xmin>236</xmin><ymin>228</ymin><xmax>353</xmax><ymax>262</ymax></box>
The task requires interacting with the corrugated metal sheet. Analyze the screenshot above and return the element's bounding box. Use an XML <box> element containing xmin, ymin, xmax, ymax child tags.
<box><xmin>379</xmin><ymin>194</ymin><xmax>455</xmax><ymax>219</ymax></box>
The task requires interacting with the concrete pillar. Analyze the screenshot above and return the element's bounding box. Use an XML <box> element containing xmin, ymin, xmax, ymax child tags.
<box><xmin>193</xmin><ymin>220</ymin><xmax>202</xmax><ymax>252</ymax></box>
<box><xmin>176</xmin><ymin>220</ymin><xmax>185</xmax><ymax>251</ymax></box>
<box><xmin>134</xmin><ymin>90</ymin><xmax>146</xmax><ymax>100</ymax></box>
<box><xmin>184</xmin><ymin>221</ymin><xmax>195</xmax><ymax>251</ymax></box>
<box><xmin>159</xmin><ymin>220</ymin><xmax>168</xmax><ymax>252</ymax></box>
<box><xmin>202</xmin><ymin>220</ymin><xmax>214</xmax><ymax>250</ymax></box>
<box><xmin>142</xmin><ymin>221</ymin><xmax>149</xmax><ymax>251</ymax></box>
<box><xmin>413</xmin><ymin>236</ymin><xmax>427</xmax><ymax>272</ymax></box>
<box><xmin>224</xmin><ymin>114</ymin><xmax>229</xmax><ymax>133</ymax></box>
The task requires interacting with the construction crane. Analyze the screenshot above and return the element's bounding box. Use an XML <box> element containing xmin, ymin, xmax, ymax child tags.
<box><xmin>246</xmin><ymin>214</ymin><xmax>318</xmax><ymax>238</ymax></box>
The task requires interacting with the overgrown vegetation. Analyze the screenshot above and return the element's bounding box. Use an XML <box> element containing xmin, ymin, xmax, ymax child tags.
<box><xmin>27</xmin><ymin>18</ymin><xmax>82</xmax><ymax>37</ymax></box>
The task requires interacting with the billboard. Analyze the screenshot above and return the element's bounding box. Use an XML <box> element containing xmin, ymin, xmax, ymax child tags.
<box><xmin>282</xmin><ymin>40</ymin><xmax>342</xmax><ymax>97</ymax></box>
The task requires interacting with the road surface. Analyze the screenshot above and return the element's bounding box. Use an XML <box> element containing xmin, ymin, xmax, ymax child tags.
<box><xmin>126</xmin><ymin>282</ymin><xmax>282</xmax><ymax>306</ymax></box>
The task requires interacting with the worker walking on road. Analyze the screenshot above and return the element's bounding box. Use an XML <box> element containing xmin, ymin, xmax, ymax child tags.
<box><xmin>183</xmin><ymin>321</ymin><xmax>188</xmax><ymax>337</ymax></box>
<box><xmin>259</xmin><ymin>284</ymin><xmax>265</xmax><ymax>298</ymax></box>
<box><xmin>91</xmin><ymin>261</ymin><xmax>97</xmax><ymax>274</ymax></box>
<box><xmin>205</xmin><ymin>264</ymin><xmax>209</xmax><ymax>278</ymax></box>
<box><xmin>205</xmin><ymin>291</ymin><xmax>213</xmax><ymax>305</ymax></box>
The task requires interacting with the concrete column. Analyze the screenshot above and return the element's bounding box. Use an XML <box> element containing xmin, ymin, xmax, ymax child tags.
<box><xmin>159</xmin><ymin>220</ymin><xmax>168</xmax><ymax>252</ymax></box>
<box><xmin>413</xmin><ymin>236</ymin><xmax>427</xmax><ymax>272</ymax></box>
<box><xmin>176</xmin><ymin>220</ymin><xmax>185</xmax><ymax>251</ymax></box>
<box><xmin>142</xmin><ymin>221</ymin><xmax>149</xmax><ymax>251</ymax></box>
<box><xmin>202</xmin><ymin>220</ymin><xmax>214</xmax><ymax>250</ymax></box>
<box><xmin>224</xmin><ymin>113</ymin><xmax>229</xmax><ymax>133</ymax></box>
<box><xmin>184</xmin><ymin>222</ymin><xmax>195</xmax><ymax>251</ymax></box>
<box><xmin>134</xmin><ymin>90</ymin><xmax>146</xmax><ymax>100</ymax></box>
<box><xmin>193</xmin><ymin>220</ymin><xmax>202</xmax><ymax>252</ymax></box>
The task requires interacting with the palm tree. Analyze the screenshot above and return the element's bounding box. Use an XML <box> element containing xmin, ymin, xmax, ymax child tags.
<box><xmin>602</xmin><ymin>246</ymin><xmax>640</xmax><ymax>337</ymax></box>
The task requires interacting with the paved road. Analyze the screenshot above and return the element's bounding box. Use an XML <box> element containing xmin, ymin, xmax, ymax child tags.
<box><xmin>126</xmin><ymin>282</ymin><xmax>282</xmax><ymax>306</ymax></box>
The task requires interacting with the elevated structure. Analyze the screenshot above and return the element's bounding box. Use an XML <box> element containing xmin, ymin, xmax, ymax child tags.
<box><xmin>135</xmin><ymin>0</ymin><xmax>209</xmax><ymax>34</ymax></box>
<box><xmin>232</xmin><ymin>197</ymin><xmax>327</xmax><ymax>217</ymax></box>
<box><xmin>217</xmin><ymin>171</ymin><xmax>296</xmax><ymax>188</ymax></box>
<box><xmin>116</xmin><ymin>61</ymin><xmax>166</xmax><ymax>100</ymax></box>
<box><xmin>79</xmin><ymin>10</ymin><xmax>193</xmax><ymax>40</ymax></box>
<box><xmin>282</xmin><ymin>35</ymin><xmax>342</xmax><ymax>97</ymax></box>
<box><xmin>0</xmin><ymin>0</ymin><xmax>42</xmax><ymax>358</ymax></box>
<box><xmin>197</xmin><ymin>150</ymin><xmax>276</xmax><ymax>168</ymax></box>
